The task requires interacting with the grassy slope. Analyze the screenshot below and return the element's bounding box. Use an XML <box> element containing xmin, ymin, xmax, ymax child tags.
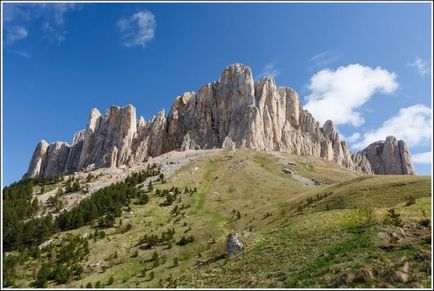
<box><xmin>179</xmin><ymin>198</ymin><xmax>431</xmax><ymax>288</ymax></box>
<box><xmin>9</xmin><ymin>150</ymin><xmax>432</xmax><ymax>288</ymax></box>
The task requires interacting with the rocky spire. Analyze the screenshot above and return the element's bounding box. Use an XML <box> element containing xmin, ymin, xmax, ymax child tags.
<box><xmin>24</xmin><ymin>140</ymin><xmax>49</xmax><ymax>179</ymax></box>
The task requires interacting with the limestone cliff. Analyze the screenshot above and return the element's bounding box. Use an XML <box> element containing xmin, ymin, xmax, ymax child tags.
<box><xmin>24</xmin><ymin>64</ymin><xmax>416</xmax><ymax>178</ymax></box>
<box><xmin>354</xmin><ymin>136</ymin><xmax>416</xmax><ymax>175</ymax></box>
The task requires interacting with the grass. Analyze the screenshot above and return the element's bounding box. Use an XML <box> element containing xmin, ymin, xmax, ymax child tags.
<box><xmin>178</xmin><ymin>198</ymin><xmax>432</xmax><ymax>288</ymax></box>
<box><xmin>6</xmin><ymin>149</ymin><xmax>432</xmax><ymax>288</ymax></box>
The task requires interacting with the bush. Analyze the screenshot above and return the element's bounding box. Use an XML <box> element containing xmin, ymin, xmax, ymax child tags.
<box><xmin>384</xmin><ymin>208</ymin><xmax>403</xmax><ymax>227</ymax></box>
<box><xmin>52</xmin><ymin>264</ymin><xmax>71</xmax><ymax>284</ymax></box>
<box><xmin>33</xmin><ymin>263</ymin><xmax>51</xmax><ymax>288</ymax></box>
<box><xmin>125</xmin><ymin>223</ymin><xmax>133</xmax><ymax>232</ymax></box>
<box><xmin>177</xmin><ymin>235</ymin><xmax>195</xmax><ymax>246</ymax></box>
<box><xmin>419</xmin><ymin>218</ymin><xmax>431</xmax><ymax>227</ymax></box>
<box><xmin>136</xmin><ymin>193</ymin><xmax>149</xmax><ymax>205</ymax></box>
<box><xmin>360</xmin><ymin>208</ymin><xmax>374</xmax><ymax>225</ymax></box>
<box><xmin>98</xmin><ymin>214</ymin><xmax>115</xmax><ymax>228</ymax></box>
<box><xmin>65</xmin><ymin>181</ymin><xmax>81</xmax><ymax>193</ymax></box>
<box><xmin>108</xmin><ymin>275</ymin><xmax>114</xmax><ymax>285</ymax></box>
<box><xmin>405</xmin><ymin>196</ymin><xmax>416</xmax><ymax>206</ymax></box>
<box><xmin>152</xmin><ymin>251</ymin><xmax>160</xmax><ymax>267</ymax></box>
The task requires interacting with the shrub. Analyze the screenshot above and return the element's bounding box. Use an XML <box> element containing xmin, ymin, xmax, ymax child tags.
<box><xmin>137</xmin><ymin>193</ymin><xmax>149</xmax><ymax>205</ymax></box>
<box><xmin>405</xmin><ymin>196</ymin><xmax>416</xmax><ymax>206</ymax></box>
<box><xmin>384</xmin><ymin>208</ymin><xmax>403</xmax><ymax>227</ymax></box>
<box><xmin>52</xmin><ymin>264</ymin><xmax>71</xmax><ymax>284</ymax></box>
<box><xmin>360</xmin><ymin>208</ymin><xmax>374</xmax><ymax>225</ymax></box>
<box><xmin>108</xmin><ymin>275</ymin><xmax>114</xmax><ymax>285</ymax></box>
<box><xmin>33</xmin><ymin>263</ymin><xmax>51</xmax><ymax>288</ymax></box>
<box><xmin>86</xmin><ymin>282</ymin><xmax>93</xmax><ymax>288</ymax></box>
<box><xmin>263</xmin><ymin>212</ymin><xmax>272</xmax><ymax>219</ymax></box>
<box><xmin>177</xmin><ymin>235</ymin><xmax>195</xmax><ymax>246</ymax></box>
<box><xmin>419</xmin><ymin>218</ymin><xmax>431</xmax><ymax>227</ymax></box>
<box><xmin>152</xmin><ymin>251</ymin><xmax>160</xmax><ymax>267</ymax></box>
<box><xmin>98</xmin><ymin>214</ymin><xmax>115</xmax><ymax>228</ymax></box>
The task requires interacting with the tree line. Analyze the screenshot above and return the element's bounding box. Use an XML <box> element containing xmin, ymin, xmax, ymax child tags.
<box><xmin>3</xmin><ymin>165</ymin><xmax>161</xmax><ymax>252</ymax></box>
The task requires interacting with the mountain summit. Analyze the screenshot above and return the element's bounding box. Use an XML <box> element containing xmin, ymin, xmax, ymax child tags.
<box><xmin>24</xmin><ymin>64</ymin><xmax>415</xmax><ymax>179</ymax></box>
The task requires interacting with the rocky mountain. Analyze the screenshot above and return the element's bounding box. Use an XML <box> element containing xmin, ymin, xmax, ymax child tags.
<box><xmin>354</xmin><ymin>136</ymin><xmax>416</xmax><ymax>175</ymax></box>
<box><xmin>24</xmin><ymin>64</ymin><xmax>415</xmax><ymax>179</ymax></box>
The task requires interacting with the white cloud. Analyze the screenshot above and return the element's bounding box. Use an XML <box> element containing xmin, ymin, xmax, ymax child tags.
<box><xmin>304</xmin><ymin>64</ymin><xmax>398</xmax><ymax>127</ymax></box>
<box><xmin>3</xmin><ymin>3</ymin><xmax>77</xmax><ymax>45</ymax></box>
<box><xmin>412</xmin><ymin>152</ymin><xmax>432</xmax><ymax>164</ymax></box>
<box><xmin>5</xmin><ymin>25</ymin><xmax>28</xmax><ymax>45</ymax></box>
<box><xmin>14</xmin><ymin>50</ymin><xmax>31</xmax><ymax>58</ymax></box>
<box><xmin>407</xmin><ymin>57</ymin><xmax>430</xmax><ymax>76</ymax></box>
<box><xmin>308</xmin><ymin>50</ymin><xmax>340</xmax><ymax>69</ymax></box>
<box><xmin>257</xmin><ymin>62</ymin><xmax>280</xmax><ymax>79</ymax></box>
<box><xmin>345</xmin><ymin>132</ymin><xmax>362</xmax><ymax>143</ymax></box>
<box><xmin>42</xmin><ymin>21</ymin><xmax>66</xmax><ymax>44</ymax></box>
<box><xmin>117</xmin><ymin>11</ymin><xmax>156</xmax><ymax>48</ymax></box>
<box><xmin>352</xmin><ymin>104</ymin><xmax>432</xmax><ymax>150</ymax></box>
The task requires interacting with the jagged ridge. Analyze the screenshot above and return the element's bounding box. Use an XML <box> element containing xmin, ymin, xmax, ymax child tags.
<box><xmin>24</xmin><ymin>64</ymin><xmax>415</xmax><ymax>179</ymax></box>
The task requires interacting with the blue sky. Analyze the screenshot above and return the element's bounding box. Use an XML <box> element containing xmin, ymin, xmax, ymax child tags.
<box><xmin>3</xmin><ymin>2</ymin><xmax>432</xmax><ymax>185</ymax></box>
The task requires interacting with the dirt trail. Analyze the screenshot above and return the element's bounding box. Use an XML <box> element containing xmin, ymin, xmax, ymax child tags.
<box><xmin>270</xmin><ymin>151</ymin><xmax>319</xmax><ymax>186</ymax></box>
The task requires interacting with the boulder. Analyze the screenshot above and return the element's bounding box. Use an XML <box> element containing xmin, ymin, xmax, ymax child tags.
<box><xmin>282</xmin><ymin>168</ymin><xmax>293</xmax><ymax>174</ymax></box>
<box><xmin>227</xmin><ymin>233</ymin><xmax>244</xmax><ymax>257</ymax></box>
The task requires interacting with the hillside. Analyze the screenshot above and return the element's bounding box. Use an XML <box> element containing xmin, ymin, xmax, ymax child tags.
<box><xmin>3</xmin><ymin>149</ymin><xmax>432</xmax><ymax>288</ymax></box>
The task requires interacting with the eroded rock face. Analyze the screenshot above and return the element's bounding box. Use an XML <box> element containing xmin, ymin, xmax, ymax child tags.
<box><xmin>24</xmin><ymin>140</ymin><xmax>49</xmax><ymax>179</ymax></box>
<box><xmin>355</xmin><ymin>136</ymin><xmax>415</xmax><ymax>175</ymax></box>
<box><xmin>24</xmin><ymin>64</ymin><xmax>415</xmax><ymax>179</ymax></box>
<box><xmin>351</xmin><ymin>152</ymin><xmax>373</xmax><ymax>174</ymax></box>
<box><xmin>42</xmin><ymin>142</ymin><xmax>71</xmax><ymax>177</ymax></box>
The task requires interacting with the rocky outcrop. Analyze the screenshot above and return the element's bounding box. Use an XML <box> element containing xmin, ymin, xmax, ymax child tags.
<box><xmin>227</xmin><ymin>233</ymin><xmax>244</xmax><ymax>257</ymax></box>
<box><xmin>24</xmin><ymin>64</ymin><xmax>416</xmax><ymax>178</ymax></box>
<box><xmin>354</xmin><ymin>136</ymin><xmax>415</xmax><ymax>175</ymax></box>
<box><xmin>351</xmin><ymin>152</ymin><xmax>373</xmax><ymax>174</ymax></box>
<box><xmin>24</xmin><ymin>140</ymin><xmax>49</xmax><ymax>179</ymax></box>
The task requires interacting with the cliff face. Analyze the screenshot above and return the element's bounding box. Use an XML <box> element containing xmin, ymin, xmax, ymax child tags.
<box><xmin>24</xmin><ymin>64</ymin><xmax>415</xmax><ymax>179</ymax></box>
<box><xmin>355</xmin><ymin>136</ymin><xmax>416</xmax><ymax>175</ymax></box>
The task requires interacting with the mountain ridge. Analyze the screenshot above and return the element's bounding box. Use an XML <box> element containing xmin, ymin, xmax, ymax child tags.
<box><xmin>24</xmin><ymin>63</ymin><xmax>415</xmax><ymax>179</ymax></box>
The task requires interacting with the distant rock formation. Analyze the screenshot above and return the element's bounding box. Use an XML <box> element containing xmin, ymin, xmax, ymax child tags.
<box><xmin>24</xmin><ymin>64</ymin><xmax>415</xmax><ymax>179</ymax></box>
<box><xmin>354</xmin><ymin>136</ymin><xmax>415</xmax><ymax>175</ymax></box>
